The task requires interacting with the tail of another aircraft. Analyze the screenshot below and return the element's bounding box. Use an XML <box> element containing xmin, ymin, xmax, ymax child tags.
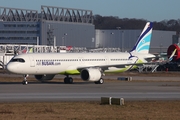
<box><xmin>168</xmin><ymin>49</ymin><xmax>177</xmax><ymax>61</ymax></box>
<box><xmin>130</xmin><ymin>22</ymin><xmax>153</xmax><ymax>54</ymax></box>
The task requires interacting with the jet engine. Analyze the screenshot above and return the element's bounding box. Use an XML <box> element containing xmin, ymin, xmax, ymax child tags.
<box><xmin>34</xmin><ymin>74</ymin><xmax>55</xmax><ymax>82</ymax></box>
<box><xmin>80</xmin><ymin>68</ymin><xmax>101</xmax><ymax>81</ymax></box>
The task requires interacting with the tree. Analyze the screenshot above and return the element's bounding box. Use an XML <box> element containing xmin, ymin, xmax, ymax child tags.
<box><xmin>93</xmin><ymin>14</ymin><xmax>180</xmax><ymax>32</ymax></box>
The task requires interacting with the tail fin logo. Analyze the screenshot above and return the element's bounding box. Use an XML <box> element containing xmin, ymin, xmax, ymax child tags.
<box><xmin>130</xmin><ymin>22</ymin><xmax>153</xmax><ymax>54</ymax></box>
<box><xmin>169</xmin><ymin>49</ymin><xmax>176</xmax><ymax>61</ymax></box>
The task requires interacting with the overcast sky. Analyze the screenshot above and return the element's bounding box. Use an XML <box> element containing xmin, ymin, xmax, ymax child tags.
<box><xmin>1</xmin><ymin>0</ymin><xmax>180</xmax><ymax>22</ymax></box>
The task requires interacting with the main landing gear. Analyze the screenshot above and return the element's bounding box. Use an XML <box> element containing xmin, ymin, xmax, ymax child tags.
<box><xmin>63</xmin><ymin>75</ymin><xmax>104</xmax><ymax>84</ymax></box>
<box><xmin>94</xmin><ymin>78</ymin><xmax>104</xmax><ymax>84</ymax></box>
<box><xmin>64</xmin><ymin>75</ymin><xmax>73</xmax><ymax>84</ymax></box>
<box><xmin>22</xmin><ymin>74</ymin><xmax>28</xmax><ymax>85</ymax></box>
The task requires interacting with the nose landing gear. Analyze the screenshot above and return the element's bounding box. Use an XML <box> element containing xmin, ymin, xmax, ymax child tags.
<box><xmin>22</xmin><ymin>74</ymin><xmax>28</xmax><ymax>85</ymax></box>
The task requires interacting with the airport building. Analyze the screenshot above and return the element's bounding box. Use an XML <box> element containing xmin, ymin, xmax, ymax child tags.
<box><xmin>0</xmin><ymin>5</ymin><xmax>178</xmax><ymax>53</ymax></box>
<box><xmin>0</xmin><ymin>6</ymin><xmax>95</xmax><ymax>47</ymax></box>
<box><xmin>95</xmin><ymin>30</ymin><xmax>176</xmax><ymax>53</ymax></box>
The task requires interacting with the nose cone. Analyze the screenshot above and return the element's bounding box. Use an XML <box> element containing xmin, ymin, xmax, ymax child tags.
<box><xmin>6</xmin><ymin>63</ymin><xmax>17</xmax><ymax>73</ymax></box>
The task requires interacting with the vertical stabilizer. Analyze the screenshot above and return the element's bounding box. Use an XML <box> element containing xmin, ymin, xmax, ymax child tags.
<box><xmin>130</xmin><ymin>22</ymin><xmax>153</xmax><ymax>53</ymax></box>
<box><xmin>169</xmin><ymin>49</ymin><xmax>177</xmax><ymax>61</ymax></box>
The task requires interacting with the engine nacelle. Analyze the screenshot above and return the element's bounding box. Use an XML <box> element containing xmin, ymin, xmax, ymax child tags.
<box><xmin>80</xmin><ymin>68</ymin><xmax>101</xmax><ymax>81</ymax></box>
<box><xmin>34</xmin><ymin>74</ymin><xmax>55</xmax><ymax>82</ymax></box>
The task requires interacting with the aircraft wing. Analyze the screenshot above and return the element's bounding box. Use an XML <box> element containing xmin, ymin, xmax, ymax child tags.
<box><xmin>77</xmin><ymin>62</ymin><xmax>157</xmax><ymax>71</ymax></box>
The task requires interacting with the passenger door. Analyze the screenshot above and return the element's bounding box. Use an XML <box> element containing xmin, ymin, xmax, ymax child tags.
<box><xmin>28</xmin><ymin>55</ymin><xmax>35</xmax><ymax>67</ymax></box>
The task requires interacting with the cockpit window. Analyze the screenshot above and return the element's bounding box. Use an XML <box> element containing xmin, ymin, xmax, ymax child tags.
<box><xmin>11</xmin><ymin>58</ymin><xmax>25</xmax><ymax>63</ymax></box>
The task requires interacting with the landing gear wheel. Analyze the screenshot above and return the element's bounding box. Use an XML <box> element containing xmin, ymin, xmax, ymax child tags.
<box><xmin>94</xmin><ymin>78</ymin><xmax>104</xmax><ymax>84</ymax></box>
<box><xmin>22</xmin><ymin>81</ymin><xmax>28</xmax><ymax>85</ymax></box>
<box><xmin>64</xmin><ymin>77</ymin><xmax>69</xmax><ymax>84</ymax></box>
<box><xmin>22</xmin><ymin>74</ymin><xmax>28</xmax><ymax>85</ymax></box>
<box><xmin>99</xmin><ymin>78</ymin><xmax>104</xmax><ymax>84</ymax></box>
<box><xmin>64</xmin><ymin>77</ymin><xmax>73</xmax><ymax>84</ymax></box>
<box><xmin>94</xmin><ymin>81</ymin><xmax>98</xmax><ymax>84</ymax></box>
<box><xmin>68</xmin><ymin>77</ymin><xmax>73</xmax><ymax>84</ymax></box>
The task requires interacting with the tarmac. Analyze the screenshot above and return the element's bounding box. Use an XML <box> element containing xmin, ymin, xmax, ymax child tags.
<box><xmin>0</xmin><ymin>72</ymin><xmax>180</xmax><ymax>102</ymax></box>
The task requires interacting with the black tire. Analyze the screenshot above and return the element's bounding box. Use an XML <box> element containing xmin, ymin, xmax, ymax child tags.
<box><xmin>22</xmin><ymin>81</ymin><xmax>28</xmax><ymax>85</ymax></box>
<box><xmin>94</xmin><ymin>81</ymin><xmax>99</xmax><ymax>84</ymax></box>
<box><xmin>68</xmin><ymin>77</ymin><xmax>73</xmax><ymax>84</ymax></box>
<box><xmin>64</xmin><ymin>77</ymin><xmax>73</xmax><ymax>84</ymax></box>
<box><xmin>99</xmin><ymin>78</ymin><xmax>104</xmax><ymax>84</ymax></box>
<box><xmin>94</xmin><ymin>78</ymin><xmax>104</xmax><ymax>84</ymax></box>
<box><xmin>64</xmin><ymin>77</ymin><xmax>69</xmax><ymax>84</ymax></box>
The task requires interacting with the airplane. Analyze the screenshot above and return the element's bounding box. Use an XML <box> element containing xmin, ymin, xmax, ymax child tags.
<box><xmin>6</xmin><ymin>22</ymin><xmax>155</xmax><ymax>85</ymax></box>
<box><xmin>168</xmin><ymin>48</ymin><xmax>177</xmax><ymax>62</ymax></box>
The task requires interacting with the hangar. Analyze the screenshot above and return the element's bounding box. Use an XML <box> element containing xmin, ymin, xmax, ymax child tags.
<box><xmin>0</xmin><ymin>5</ymin><xmax>177</xmax><ymax>53</ymax></box>
<box><xmin>0</xmin><ymin>6</ymin><xmax>95</xmax><ymax>47</ymax></box>
<box><xmin>95</xmin><ymin>29</ymin><xmax>176</xmax><ymax>53</ymax></box>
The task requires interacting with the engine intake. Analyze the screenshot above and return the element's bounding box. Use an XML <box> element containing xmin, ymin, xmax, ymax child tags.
<box><xmin>81</xmin><ymin>68</ymin><xmax>101</xmax><ymax>81</ymax></box>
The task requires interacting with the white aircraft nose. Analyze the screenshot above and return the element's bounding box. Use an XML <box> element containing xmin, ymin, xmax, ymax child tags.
<box><xmin>7</xmin><ymin>63</ymin><xmax>16</xmax><ymax>73</ymax></box>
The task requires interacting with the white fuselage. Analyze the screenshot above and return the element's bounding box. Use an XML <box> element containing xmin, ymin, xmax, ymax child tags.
<box><xmin>6</xmin><ymin>52</ymin><xmax>155</xmax><ymax>75</ymax></box>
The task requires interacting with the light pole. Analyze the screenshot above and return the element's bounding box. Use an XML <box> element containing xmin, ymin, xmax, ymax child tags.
<box><xmin>53</xmin><ymin>36</ymin><xmax>56</xmax><ymax>47</ymax></box>
<box><xmin>102</xmin><ymin>31</ymin><xmax>105</xmax><ymax>48</ymax></box>
<box><xmin>64</xmin><ymin>33</ymin><xmax>67</xmax><ymax>46</ymax></box>
<box><xmin>116</xmin><ymin>27</ymin><xmax>121</xmax><ymax>50</ymax></box>
<box><xmin>159</xmin><ymin>43</ymin><xmax>163</xmax><ymax>54</ymax></box>
<box><xmin>36</xmin><ymin>36</ymin><xmax>39</xmax><ymax>45</ymax></box>
<box><xmin>62</xmin><ymin>37</ymin><xmax>64</xmax><ymax>46</ymax></box>
<box><xmin>121</xmin><ymin>30</ymin><xmax>124</xmax><ymax>52</ymax></box>
<box><xmin>110</xmin><ymin>32</ymin><xmax>114</xmax><ymax>48</ymax></box>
